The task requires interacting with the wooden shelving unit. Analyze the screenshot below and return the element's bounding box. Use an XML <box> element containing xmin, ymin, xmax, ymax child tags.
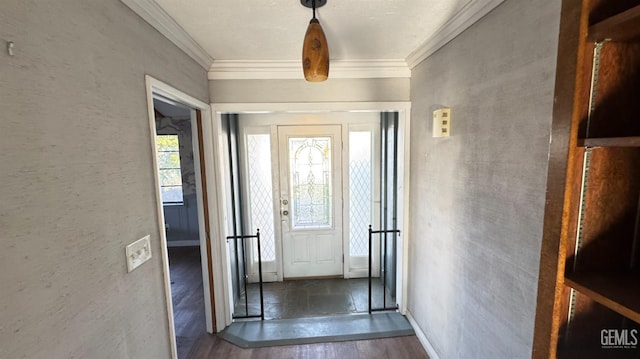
<box><xmin>552</xmin><ymin>0</ymin><xmax>640</xmax><ymax>357</ymax></box>
<box><xmin>565</xmin><ymin>272</ymin><xmax>640</xmax><ymax>324</ymax></box>
<box><xmin>578</xmin><ymin>136</ymin><xmax>640</xmax><ymax>147</ymax></box>
<box><xmin>589</xmin><ymin>5</ymin><xmax>640</xmax><ymax>42</ymax></box>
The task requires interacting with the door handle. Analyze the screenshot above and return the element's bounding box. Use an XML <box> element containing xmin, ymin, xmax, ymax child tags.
<box><xmin>282</xmin><ymin>210</ymin><xmax>289</xmax><ymax>216</ymax></box>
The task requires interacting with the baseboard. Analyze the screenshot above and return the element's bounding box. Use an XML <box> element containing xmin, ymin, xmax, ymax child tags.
<box><xmin>167</xmin><ymin>240</ymin><xmax>200</xmax><ymax>247</ymax></box>
<box><xmin>406</xmin><ymin>310</ymin><xmax>441</xmax><ymax>359</ymax></box>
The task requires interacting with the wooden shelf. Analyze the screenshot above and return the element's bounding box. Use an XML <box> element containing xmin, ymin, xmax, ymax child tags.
<box><xmin>578</xmin><ymin>136</ymin><xmax>640</xmax><ymax>147</ymax></box>
<box><xmin>565</xmin><ymin>272</ymin><xmax>640</xmax><ymax>323</ymax></box>
<box><xmin>547</xmin><ymin>0</ymin><xmax>640</xmax><ymax>356</ymax></box>
<box><xmin>589</xmin><ymin>5</ymin><xmax>640</xmax><ymax>42</ymax></box>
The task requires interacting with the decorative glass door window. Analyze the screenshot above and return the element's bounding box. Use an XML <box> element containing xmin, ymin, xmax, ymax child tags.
<box><xmin>288</xmin><ymin>137</ymin><xmax>332</xmax><ymax>229</ymax></box>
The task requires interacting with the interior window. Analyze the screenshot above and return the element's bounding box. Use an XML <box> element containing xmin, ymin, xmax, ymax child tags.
<box><xmin>156</xmin><ymin>134</ymin><xmax>184</xmax><ymax>204</ymax></box>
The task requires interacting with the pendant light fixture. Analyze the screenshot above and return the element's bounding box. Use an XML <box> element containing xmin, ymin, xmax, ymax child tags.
<box><xmin>301</xmin><ymin>0</ymin><xmax>329</xmax><ymax>82</ymax></box>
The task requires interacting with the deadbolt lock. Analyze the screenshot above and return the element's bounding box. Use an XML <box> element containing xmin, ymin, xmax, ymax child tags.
<box><xmin>282</xmin><ymin>199</ymin><xmax>289</xmax><ymax>205</ymax></box>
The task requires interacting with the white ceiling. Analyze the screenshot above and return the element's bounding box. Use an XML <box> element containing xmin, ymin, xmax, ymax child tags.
<box><xmin>123</xmin><ymin>0</ymin><xmax>505</xmax><ymax>77</ymax></box>
<box><xmin>153</xmin><ymin>0</ymin><xmax>471</xmax><ymax>62</ymax></box>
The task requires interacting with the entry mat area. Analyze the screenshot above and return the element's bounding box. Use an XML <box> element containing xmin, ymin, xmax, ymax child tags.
<box><xmin>218</xmin><ymin>312</ymin><xmax>415</xmax><ymax>348</ymax></box>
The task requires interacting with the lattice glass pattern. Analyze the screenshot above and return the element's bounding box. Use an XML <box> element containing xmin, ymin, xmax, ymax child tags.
<box><xmin>289</xmin><ymin>137</ymin><xmax>332</xmax><ymax>229</ymax></box>
<box><xmin>247</xmin><ymin>134</ymin><xmax>276</xmax><ymax>262</ymax></box>
<box><xmin>349</xmin><ymin>131</ymin><xmax>372</xmax><ymax>257</ymax></box>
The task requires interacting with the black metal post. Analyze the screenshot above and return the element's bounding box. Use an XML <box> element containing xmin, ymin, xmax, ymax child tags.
<box><xmin>368</xmin><ymin>225</ymin><xmax>372</xmax><ymax>314</ymax></box>
<box><xmin>228</xmin><ymin>231</ymin><xmax>264</xmax><ymax>320</ymax></box>
<box><xmin>241</xmin><ymin>237</ymin><xmax>249</xmax><ymax>318</ymax></box>
<box><xmin>383</xmin><ymin>230</ymin><xmax>387</xmax><ymax>309</ymax></box>
<box><xmin>367</xmin><ymin>227</ymin><xmax>401</xmax><ymax>313</ymax></box>
<box><xmin>256</xmin><ymin>229</ymin><xmax>264</xmax><ymax>320</ymax></box>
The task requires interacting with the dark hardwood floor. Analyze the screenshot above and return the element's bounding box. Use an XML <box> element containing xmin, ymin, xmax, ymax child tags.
<box><xmin>186</xmin><ymin>333</ymin><xmax>430</xmax><ymax>359</ymax></box>
<box><xmin>169</xmin><ymin>247</ymin><xmax>207</xmax><ymax>359</ymax></box>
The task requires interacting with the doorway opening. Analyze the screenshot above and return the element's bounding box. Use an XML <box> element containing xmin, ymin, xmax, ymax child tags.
<box><xmin>220</xmin><ymin>111</ymin><xmax>401</xmax><ymax>321</ymax></box>
<box><xmin>145</xmin><ymin>76</ymin><xmax>220</xmax><ymax>359</ymax></box>
<box><xmin>153</xmin><ymin>98</ymin><xmax>206</xmax><ymax>358</ymax></box>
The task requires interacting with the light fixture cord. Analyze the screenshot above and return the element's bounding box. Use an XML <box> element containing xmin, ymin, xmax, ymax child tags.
<box><xmin>312</xmin><ymin>0</ymin><xmax>317</xmax><ymax>19</ymax></box>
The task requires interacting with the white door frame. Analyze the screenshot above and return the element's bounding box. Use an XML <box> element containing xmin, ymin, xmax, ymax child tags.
<box><xmin>144</xmin><ymin>76</ymin><xmax>222</xmax><ymax>358</ymax></box>
<box><xmin>210</xmin><ymin>102</ymin><xmax>411</xmax><ymax>329</ymax></box>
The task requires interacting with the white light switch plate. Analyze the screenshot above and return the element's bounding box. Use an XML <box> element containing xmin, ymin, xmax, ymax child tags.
<box><xmin>432</xmin><ymin>108</ymin><xmax>451</xmax><ymax>137</ymax></box>
<box><xmin>126</xmin><ymin>235</ymin><xmax>152</xmax><ymax>272</ymax></box>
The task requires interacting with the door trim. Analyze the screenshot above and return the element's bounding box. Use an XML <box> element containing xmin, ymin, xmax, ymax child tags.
<box><xmin>145</xmin><ymin>76</ymin><xmax>220</xmax><ymax>358</ymax></box>
<box><xmin>210</xmin><ymin>102</ymin><xmax>411</xmax><ymax>328</ymax></box>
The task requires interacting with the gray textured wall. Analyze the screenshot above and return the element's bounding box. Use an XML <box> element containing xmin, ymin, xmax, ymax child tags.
<box><xmin>210</xmin><ymin>78</ymin><xmax>410</xmax><ymax>103</ymax></box>
<box><xmin>408</xmin><ymin>0</ymin><xmax>560</xmax><ymax>358</ymax></box>
<box><xmin>0</xmin><ymin>1</ymin><xmax>208</xmax><ymax>358</ymax></box>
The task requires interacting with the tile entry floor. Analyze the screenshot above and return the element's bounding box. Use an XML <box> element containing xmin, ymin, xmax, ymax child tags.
<box><xmin>170</xmin><ymin>247</ymin><xmax>399</xmax><ymax>357</ymax></box>
<box><xmin>233</xmin><ymin>277</ymin><xmax>397</xmax><ymax>320</ymax></box>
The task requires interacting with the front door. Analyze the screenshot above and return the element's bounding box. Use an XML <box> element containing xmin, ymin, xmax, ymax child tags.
<box><xmin>277</xmin><ymin>125</ymin><xmax>343</xmax><ymax>278</ymax></box>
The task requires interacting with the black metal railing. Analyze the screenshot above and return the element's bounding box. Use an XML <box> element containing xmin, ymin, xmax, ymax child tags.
<box><xmin>227</xmin><ymin>229</ymin><xmax>264</xmax><ymax>320</ymax></box>
<box><xmin>368</xmin><ymin>225</ymin><xmax>400</xmax><ymax>313</ymax></box>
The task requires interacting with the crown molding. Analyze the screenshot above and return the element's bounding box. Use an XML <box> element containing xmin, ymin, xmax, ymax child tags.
<box><xmin>122</xmin><ymin>0</ymin><xmax>503</xmax><ymax>75</ymax></box>
<box><xmin>406</xmin><ymin>0</ymin><xmax>505</xmax><ymax>68</ymax></box>
<box><xmin>208</xmin><ymin>60</ymin><xmax>411</xmax><ymax>80</ymax></box>
<box><xmin>121</xmin><ymin>0</ymin><xmax>214</xmax><ymax>69</ymax></box>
